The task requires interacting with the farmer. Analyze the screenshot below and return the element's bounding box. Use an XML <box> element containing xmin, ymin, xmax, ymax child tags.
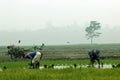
<box><xmin>24</xmin><ymin>49</ymin><xmax>43</xmax><ymax>68</ymax></box>
<box><xmin>88</xmin><ymin>49</ymin><xmax>100</xmax><ymax>68</ymax></box>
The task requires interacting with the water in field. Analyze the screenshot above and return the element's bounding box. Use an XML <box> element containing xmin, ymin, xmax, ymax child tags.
<box><xmin>39</xmin><ymin>64</ymin><xmax>113</xmax><ymax>69</ymax></box>
<box><xmin>100</xmin><ymin>64</ymin><xmax>112</xmax><ymax>68</ymax></box>
<box><xmin>0</xmin><ymin>64</ymin><xmax>113</xmax><ymax>71</ymax></box>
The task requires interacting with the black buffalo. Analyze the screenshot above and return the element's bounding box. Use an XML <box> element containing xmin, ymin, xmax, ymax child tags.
<box><xmin>88</xmin><ymin>49</ymin><xmax>100</xmax><ymax>68</ymax></box>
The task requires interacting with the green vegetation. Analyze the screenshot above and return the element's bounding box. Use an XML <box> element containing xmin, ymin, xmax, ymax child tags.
<box><xmin>0</xmin><ymin>59</ymin><xmax>120</xmax><ymax>69</ymax></box>
<box><xmin>0</xmin><ymin>60</ymin><xmax>120</xmax><ymax>80</ymax></box>
<box><xmin>43</xmin><ymin>44</ymin><xmax>120</xmax><ymax>60</ymax></box>
<box><xmin>0</xmin><ymin>68</ymin><xmax>120</xmax><ymax>80</ymax></box>
<box><xmin>0</xmin><ymin>44</ymin><xmax>120</xmax><ymax>61</ymax></box>
<box><xmin>0</xmin><ymin>44</ymin><xmax>120</xmax><ymax>80</ymax></box>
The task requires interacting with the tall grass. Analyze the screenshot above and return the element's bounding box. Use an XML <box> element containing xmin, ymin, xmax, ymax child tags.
<box><xmin>0</xmin><ymin>68</ymin><xmax>120</xmax><ymax>80</ymax></box>
<box><xmin>0</xmin><ymin>58</ymin><xmax>120</xmax><ymax>80</ymax></box>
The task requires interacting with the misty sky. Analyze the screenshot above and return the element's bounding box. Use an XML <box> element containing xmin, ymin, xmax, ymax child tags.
<box><xmin>0</xmin><ymin>0</ymin><xmax>120</xmax><ymax>45</ymax></box>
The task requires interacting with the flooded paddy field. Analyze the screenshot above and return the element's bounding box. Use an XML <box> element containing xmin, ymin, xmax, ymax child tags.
<box><xmin>39</xmin><ymin>64</ymin><xmax>113</xmax><ymax>69</ymax></box>
<box><xmin>0</xmin><ymin>44</ymin><xmax>120</xmax><ymax>80</ymax></box>
<box><xmin>0</xmin><ymin>59</ymin><xmax>120</xmax><ymax>80</ymax></box>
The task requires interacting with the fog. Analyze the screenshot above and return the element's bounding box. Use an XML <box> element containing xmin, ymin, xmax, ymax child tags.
<box><xmin>1</xmin><ymin>24</ymin><xmax>120</xmax><ymax>45</ymax></box>
<box><xmin>0</xmin><ymin>0</ymin><xmax>120</xmax><ymax>45</ymax></box>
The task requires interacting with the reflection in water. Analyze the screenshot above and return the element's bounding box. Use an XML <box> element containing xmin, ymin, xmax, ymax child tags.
<box><xmin>40</xmin><ymin>64</ymin><xmax>112</xmax><ymax>69</ymax></box>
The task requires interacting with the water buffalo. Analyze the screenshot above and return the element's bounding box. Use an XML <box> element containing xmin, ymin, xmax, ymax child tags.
<box><xmin>88</xmin><ymin>49</ymin><xmax>100</xmax><ymax>68</ymax></box>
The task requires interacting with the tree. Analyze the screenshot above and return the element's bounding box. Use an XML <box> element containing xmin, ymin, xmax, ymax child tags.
<box><xmin>85</xmin><ymin>21</ymin><xmax>101</xmax><ymax>44</ymax></box>
<box><xmin>7</xmin><ymin>46</ymin><xmax>25</xmax><ymax>60</ymax></box>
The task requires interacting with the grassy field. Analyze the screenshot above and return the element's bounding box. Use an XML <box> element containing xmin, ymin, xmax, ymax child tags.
<box><xmin>1</xmin><ymin>44</ymin><xmax>120</xmax><ymax>60</ymax></box>
<box><xmin>32</xmin><ymin>44</ymin><xmax>120</xmax><ymax>59</ymax></box>
<box><xmin>0</xmin><ymin>44</ymin><xmax>120</xmax><ymax>80</ymax></box>
<box><xmin>0</xmin><ymin>60</ymin><xmax>120</xmax><ymax>80</ymax></box>
<box><xmin>0</xmin><ymin>68</ymin><xmax>120</xmax><ymax>80</ymax></box>
<box><xmin>0</xmin><ymin>59</ymin><xmax>120</xmax><ymax>69</ymax></box>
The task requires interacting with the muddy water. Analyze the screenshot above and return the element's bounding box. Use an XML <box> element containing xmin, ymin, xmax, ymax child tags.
<box><xmin>40</xmin><ymin>64</ymin><xmax>112</xmax><ymax>69</ymax></box>
<box><xmin>0</xmin><ymin>64</ymin><xmax>112</xmax><ymax>71</ymax></box>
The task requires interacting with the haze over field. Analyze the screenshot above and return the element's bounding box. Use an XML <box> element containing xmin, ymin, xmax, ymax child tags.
<box><xmin>0</xmin><ymin>0</ymin><xmax>120</xmax><ymax>45</ymax></box>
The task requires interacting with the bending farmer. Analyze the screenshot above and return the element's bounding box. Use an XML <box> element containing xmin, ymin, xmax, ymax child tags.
<box><xmin>24</xmin><ymin>50</ymin><xmax>43</xmax><ymax>69</ymax></box>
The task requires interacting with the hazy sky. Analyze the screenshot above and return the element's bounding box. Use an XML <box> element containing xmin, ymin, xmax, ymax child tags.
<box><xmin>0</xmin><ymin>0</ymin><xmax>120</xmax><ymax>30</ymax></box>
<box><xmin>0</xmin><ymin>0</ymin><xmax>120</xmax><ymax>45</ymax></box>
